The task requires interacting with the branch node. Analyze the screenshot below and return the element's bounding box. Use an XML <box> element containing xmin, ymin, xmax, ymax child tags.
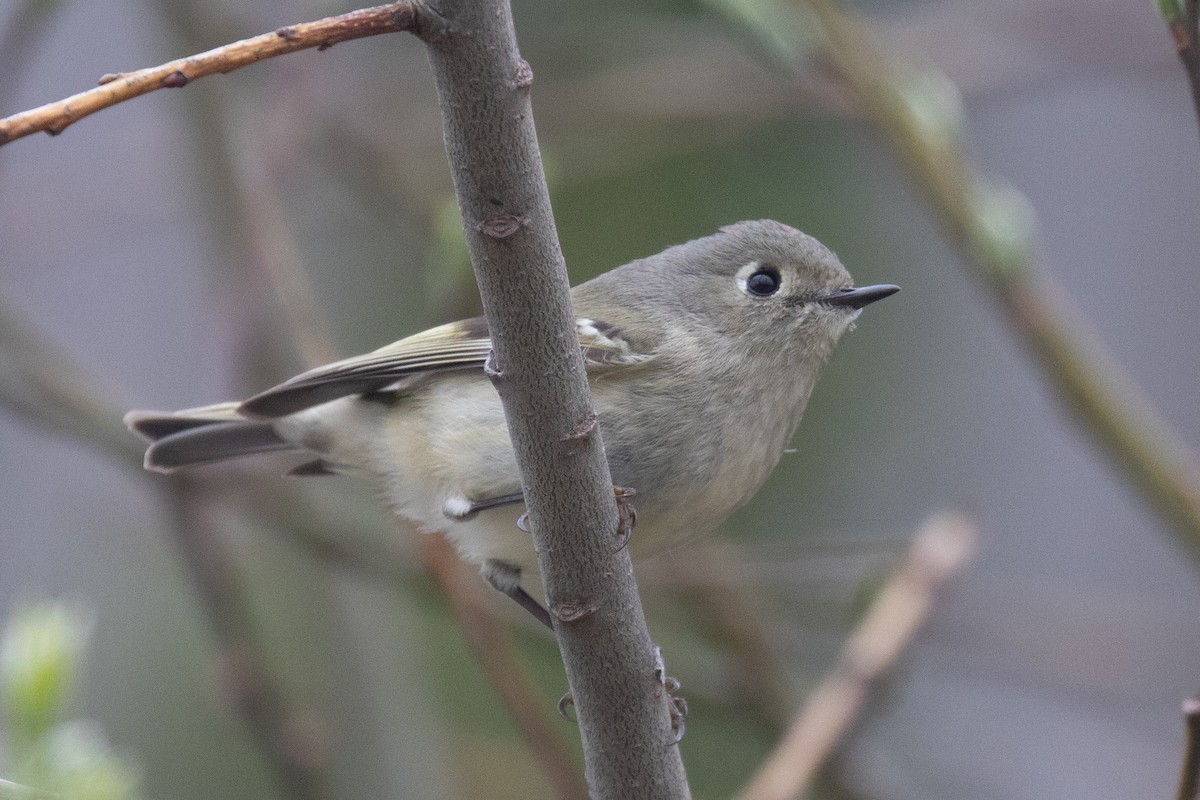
<box><xmin>477</xmin><ymin>214</ymin><xmax>527</xmax><ymax>239</ymax></box>
<box><xmin>561</xmin><ymin>411</ymin><xmax>597</xmax><ymax>445</ymax></box>
<box><xmin>275</xmin><ymin>26</ymin><xmax>300</xmax><ymax>42</ymax></box>
<box><xmin>512</xmin><ymin>58</ymin><xmax>534</xmax><ymax>89</ymax></box>
<box><xmin>97</xmin><ymin>72</ymin><xmax>123</xmax><ymax>86</ymax></box>
<box><xmin>160</xmin><ymin>70</ymin><xmax>189</xmax><ymax>88</ymax></box>
<box><xmin>392</xmin><ymin>5</ymin><xmax>422</xmax><ymax>36</ymax></box>
<box><xmin>409</xmin><ymin>1</ymin><xmax>450</xmax><ymax>42</ymax></box>
<box><xmin>483</xmin><ymin>350</ymin><xmax>503</xmax><ymax>382</ymax></box>
<box><xmin>550</xmin><ymin>598</ymin><xmax>599</xmax><ymax>623</ymax></box>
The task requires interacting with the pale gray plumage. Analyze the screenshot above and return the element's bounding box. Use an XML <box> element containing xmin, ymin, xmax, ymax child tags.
<box><xmin>126</xmin><ymin>220</ymin><xmax>897</xmax><ymax>605</ymax></box>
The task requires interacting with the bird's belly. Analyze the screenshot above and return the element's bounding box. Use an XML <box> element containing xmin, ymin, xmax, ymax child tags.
<box><xmin>277</xmin><ymin>374</ymin><xmax>791</xmax><ymax>574</ymax></box>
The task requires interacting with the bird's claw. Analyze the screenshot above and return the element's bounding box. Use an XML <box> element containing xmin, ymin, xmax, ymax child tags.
<box><xmin>664</xmin><ymin>675</ymin><xmax>688</xmax><ymax>745</ymax></box>
<box><xmin>653</xmin><ymin>645</ymin><xmax>687</xmax><ymax>745</ymax></box>
<box><xmin>558</xmin><ymin>692</ymin><xmax>576</xmax><ymax>722</ymax></box>
<box><xmin>515</xmin><ymin>487</ymin><xmax>635</xmax><ymax>548</ymax></box>
<box><xmin>614</xmin><ymin>486</ymin><xmax>637</xmax><ymax>552</ymax></box>
<box><xmin>557</xmin><ymin>644</ymin><xmax>687</xmax><ymax>745</ymax></box>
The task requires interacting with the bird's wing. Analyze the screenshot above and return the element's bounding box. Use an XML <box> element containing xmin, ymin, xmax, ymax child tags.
<box><xmin>239</xmin><ymin>315</ymin><xmax>651</xmax><ymax>419</ymax></box>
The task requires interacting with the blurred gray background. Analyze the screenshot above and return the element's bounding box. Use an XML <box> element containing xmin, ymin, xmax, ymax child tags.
<box><xmin>2</xmin><ymin>0</ymin><xmax>1199</xmax><ymax>798</ymax></box>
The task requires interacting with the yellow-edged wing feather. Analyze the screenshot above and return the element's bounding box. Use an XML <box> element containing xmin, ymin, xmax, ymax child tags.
<box><xmin>239</xmin><ymin>316</ymin><xmax>650</xmax><ymax>419</ymax></box>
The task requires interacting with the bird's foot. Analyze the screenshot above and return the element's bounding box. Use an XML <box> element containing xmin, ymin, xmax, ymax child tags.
<box><xmin>613</xmin><ymin>486</ymin><xmax>637</xmax><ymax>552</ymax></box>
<box><xmin>655</xmin><ymin>645</ymin><xmax>687</xmax><ymax>745</ymax></box>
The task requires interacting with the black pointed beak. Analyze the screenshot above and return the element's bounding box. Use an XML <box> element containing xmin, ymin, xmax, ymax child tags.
<box><xmin>823</xmin><ymin>284</ymin><xmax>900</xmax><ymax>310</ymax></box>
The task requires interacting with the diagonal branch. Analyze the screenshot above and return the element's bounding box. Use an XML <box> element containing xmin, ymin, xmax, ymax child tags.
<box><xmin>736</xmin><ymin>511</ymin><xmax>975</xmax><ymax>800</ymax></box>
<box><xmin>0</xmin><ymin>2</ymin><xmax>420</xmax><ymax>146</ymax></box>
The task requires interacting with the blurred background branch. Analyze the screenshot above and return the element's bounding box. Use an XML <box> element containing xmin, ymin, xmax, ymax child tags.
<box><xmin>736</xmin><ymin>511</ymin><xmax>975</xmax><ymax>800</ymax></box>
<box><xmin>1158</xmin><ymin>0</ymin><xmax>1200</xmax><ymax>140</ymax></box>
<box><xmin>0</xmin><ymin>298</ymin><xmax>143</xmax><ymax>467</ymax></box>
<box><xmin>0</xmin><ymin>0</ymin><xmax>65</xmax><ymax>111</ymax></box>
<box><xmin>419</xmin><ymin>536</ymin><xmax>588</xmax><ymax>800</ymax></box>
<box><xmin>0</xmin><ymin>297</ymin><xmax>335</xmax><ymax>800</ymax></box>
<box><xmin>713</xmin><ymin>0</ymin><xmax>1200</xmax><ymax>564</ymax></box>
<box><xmin>164</xmin><ymin>476</ymin><xmax>331</xmax><ymax>800</ymax></box>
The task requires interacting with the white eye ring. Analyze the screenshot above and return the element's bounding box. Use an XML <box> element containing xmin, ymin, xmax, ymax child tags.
<box><xmin>736</xmin><ymin>261</ymin><xmax>783</xmax><ymax>297</ymax></box>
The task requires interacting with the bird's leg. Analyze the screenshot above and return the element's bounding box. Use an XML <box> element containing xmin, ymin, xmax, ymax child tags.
<box><xmin>480</xmin><ymin>559</ymin><xmax>552</xmax><ymax>630</ymax></box>
<box><xmin>465</xmin><ymin>485</ymin><xmax>635</xmax><ymax>627</ymax></box>
<box><xmin>445</xmin><ymin>493</ymin><xmax>552</xmax><ymax>627</ymax></box>
<box><xmin>443</xmin><ymin>491</ymin><xmax>526</xmax><ymax>521</ymax></box>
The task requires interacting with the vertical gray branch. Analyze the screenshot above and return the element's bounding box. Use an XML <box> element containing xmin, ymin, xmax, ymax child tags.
<box><xmin>416</xmin><ymin>1</ymin><xmax>690</xmax><ymax>797</ymax></box>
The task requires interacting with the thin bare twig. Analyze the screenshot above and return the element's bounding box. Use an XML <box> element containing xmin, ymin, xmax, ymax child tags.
<box><xmin>1178</xmin><ymin>696</ymin><xmax>1200</xmax><ymax>800</ymax></box>
<box><xmin>793</xmin><ymin>0</ymin><xmax>1200</xmax><ymax>564</ymax></box>
<box><xmin>0</xmin><ymin>2</ymin><xmax>419</xmax><ymax>146</ymax></box>
<box><xmin>736</xmin><ymin>511</ymin><xmax>975</xmax><ymax>800</ymax></box>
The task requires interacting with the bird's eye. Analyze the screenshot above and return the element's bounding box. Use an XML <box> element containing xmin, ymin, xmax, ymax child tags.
<box><xmin>745</xmin><ymin>266</ymin><xmax>782</xmax><ymax>297</ymax></box>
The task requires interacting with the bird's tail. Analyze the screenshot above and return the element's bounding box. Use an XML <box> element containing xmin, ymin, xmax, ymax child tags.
<box><xmin>124</xmin><ymin>402</ymin><xmax>295</xmax><ymax>473</ymax></box>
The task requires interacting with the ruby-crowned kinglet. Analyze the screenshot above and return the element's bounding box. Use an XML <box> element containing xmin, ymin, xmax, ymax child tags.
<box><xmin>126</xmin><ymin>220</ymin><xmax>897</xmax><ymax>624</ymax></box>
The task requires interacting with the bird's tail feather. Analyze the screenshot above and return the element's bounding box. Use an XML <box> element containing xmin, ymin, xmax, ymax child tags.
<box><xmin>124</xmin><ymin>403</ymin><xmax>295</xmax><ymax>473</ymax></box>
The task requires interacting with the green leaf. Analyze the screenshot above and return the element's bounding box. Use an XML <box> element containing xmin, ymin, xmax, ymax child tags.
<box><xmin>1</xmin><ymin>604</ymin><xmax>90</xmax><ymax>746</ymax></box>
<box><xmin>1156</xmin><ymin>0</ymin><xmax>1184</xmax><ymax>25</ymax></box>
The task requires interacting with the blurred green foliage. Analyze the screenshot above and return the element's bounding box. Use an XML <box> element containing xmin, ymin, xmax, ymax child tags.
<box><xmin>1</xmin><ymin>603</ymin><xmax>141</xmax><ymax>800</ymax></box>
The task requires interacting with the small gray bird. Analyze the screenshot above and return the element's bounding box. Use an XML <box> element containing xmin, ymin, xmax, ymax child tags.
<box><xmin>126</xmin><ymin>220</ymin><xmax>897</xmax><ymax>625</ymax></box>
